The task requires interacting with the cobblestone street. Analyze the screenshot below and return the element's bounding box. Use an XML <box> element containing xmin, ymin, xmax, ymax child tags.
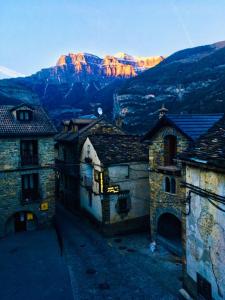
<box><xmin>57</xmin><ymin>205</ymin><xmax>182</xmax><ymax>300</ymax></box>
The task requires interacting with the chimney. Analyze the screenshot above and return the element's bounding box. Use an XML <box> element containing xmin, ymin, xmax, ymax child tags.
<box><xmin>158</xmin><ymin>104</ymin><xmax>168</xmax><ymax>119</ymax></box>
<box><xmin>115</xmin><ymin>116</ymin><xmax>123</xmax><ymax>128</ymax></box>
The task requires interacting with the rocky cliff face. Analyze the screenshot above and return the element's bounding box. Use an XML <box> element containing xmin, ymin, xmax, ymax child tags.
<box><xmin>1</xmin><ymin>52</ymin><xmax>164</xmax><ymax>124</ymax></box>
<box><xmin>114</xmin><ymin>41</ymin><xmax>225</xmax><ymax>134</ymax></box>
<box><xmin>54</xmin><ymin>52</ymin><xmax>164</xmax><ymax>80</ymax></box>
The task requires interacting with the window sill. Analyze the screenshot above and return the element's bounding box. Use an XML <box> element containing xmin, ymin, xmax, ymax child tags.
<box><xmin>157</xmin><ymin>165</ymin><xmax>181</xmax><ymax>176</ymax></box>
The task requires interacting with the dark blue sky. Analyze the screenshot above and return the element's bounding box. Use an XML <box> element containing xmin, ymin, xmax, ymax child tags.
<box><xmin>1</xmin><ymin>0</ymin><xmax>225</xmax><ymax>75</ymax></box>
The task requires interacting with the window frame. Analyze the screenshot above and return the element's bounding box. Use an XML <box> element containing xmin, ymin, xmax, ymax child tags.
<box><xmin>163</xmin><ymin>176</ymin><xmax>176</xmax><ymax>194</ymax></box>
<box><xmin>16</xmin><ymin>110</ymin><xmax>33</xmax><ymax>121</ymax></box>
<box><xmin>164</xmin><ymin>135</ymin><xmax>177</xmax><ymax>166</ymax></box>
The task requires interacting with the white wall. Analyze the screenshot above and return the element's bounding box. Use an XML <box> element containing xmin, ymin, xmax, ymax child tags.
<box><xmin>80</xmin><ymin>138</ymin><xmax>103</xmax><ymax>221</ymax></box>
<box><xmin>108</xmin><ymin>163</ymin><xmax>149</xmax><ymax>223</ymax></box>
<box><xmin>80</xmin><ymin>138</ymin><xmax>149</xmax><ymax>225</ymax></box>
<box><xmin>186</xmin><ymin>165</ymin><xmax>225</xmax><ymax>299</ymax></box>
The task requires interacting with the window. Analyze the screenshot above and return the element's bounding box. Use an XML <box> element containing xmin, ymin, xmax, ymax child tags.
<box><xmin>116</xmin><ymin>191</ymin><xmax>130</xmax><ymax>214</ymax></box>
<box><xmin>63</xmin><ymin>149</ymin><xmax>67</xmax><ymax>161</ymax></box>
<box><xmin>165</xmin><ymin>177</ymin><xmax>170</xmax><ymax>192</ymax></box>
<box><xmin>164</xmin><ymin>135</ymin><xmax>177</xmax><ymax>166</ymax></box>
<box><xmin>118</xmin><ymin>198</ymin><xmax>128</xmax><ymax>212</ymax></box>
<box><xmin>171</xmin><ymin>178</ymin><xmax>176</xmax><ymax>194</ymax></box>
<box><xmin>164</xmin><ymin>177</ymin><xmax>176</xmax><ymax>194</ymax></box>
<box><xmin>21</xmin><ymin>173</ymin><xmax>39</xmax><ymax>203</ymax></box>
<box><xmin>16</xmin><ymin>110</ymin><xmax>32</xmax><ymax>121</ymax></box>
<box><xmin>197</xmin><ymin>273</ymin><xmax>212</xmax><ymax>300</ymax></box>
<box><xmin>88</xmin><ymin>191</ymin><xmax>92</xmax><ymax>207</ymax></box>
<box><xmin>94</xmin><ymin>169</ymin><xmax>100</xmax><ymax>182</ymax></box>
<box><xmin>20</xmin><ymin>140</ymin><xmax>38</xmax><ymax>165</ymax></box>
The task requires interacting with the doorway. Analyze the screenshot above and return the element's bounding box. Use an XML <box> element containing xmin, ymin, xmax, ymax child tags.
<box><xmin>14</xmin><ymin>212</ymin><xmax>27</xmax><ymax>232</ymax></box>
<box><xmin>157</xmin><ymin>213</ymin><xmax>182</xmax><ymax>255</ymax></box>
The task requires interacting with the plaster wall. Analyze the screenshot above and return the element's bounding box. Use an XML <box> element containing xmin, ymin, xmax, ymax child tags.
<box><xmin>186</xmin><ymin>165</ymin><xmax>225</xmax><ymax>299</ymax></box>
<box><xmin>108</xmin><ymin>163</ymin><xmax>149</xmax><ymax>223</ymax></box>
<box><xmin>80</xmin><ymin>138</ymin><xmax>103</xmax><ymax>221</ymax></box>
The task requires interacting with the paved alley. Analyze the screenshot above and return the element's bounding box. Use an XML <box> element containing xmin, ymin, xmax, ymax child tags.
<box><xmin>57</xmin><ymin>206</ymin><xmax>182</xmax><ymax>300</ymax></box>
<box><xmin>0</xmin><ymin>228</ymin><xmax>73</xmax><ymax>300</ymax></box>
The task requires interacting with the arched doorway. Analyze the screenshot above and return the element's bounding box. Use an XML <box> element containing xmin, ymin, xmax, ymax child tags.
<box><xmin>157</xmin><ymin>213</ymin><xmax>182</xmax><ymax>255</ymax></box>
<box><xmin>5</xmin><ymin>211</ymin><xmax>38</xmax><ymax>235</ymax></box>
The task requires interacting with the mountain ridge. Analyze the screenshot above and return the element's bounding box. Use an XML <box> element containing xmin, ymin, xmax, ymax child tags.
<box><xmin>114</xmin><ymin>40</ymin><xmax>225</xmax><ymax>133</ymax></box>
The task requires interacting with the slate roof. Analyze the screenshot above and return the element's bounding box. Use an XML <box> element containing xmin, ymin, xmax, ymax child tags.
<box><xmin>0</xmin><ymin>104</ymin><xmax>57</xmax><ymax>137</ymax></box>
<box><xmin>55</xmin><ymin>118</ymin><xmax>103</xmax><ymax>143</ymax></box>
<box><xmin>143</xmin><ymin>114</ymin><xmax>223</xmax><ymax>141</ymax></box>
<box><xmin>55</xmin><ymin>118</ymin><xmax>124</xmax><ymax>143</ymax></box>
<box><xmin>180</xmin><ymin>116</ymin><xmax>225</xmax><ymax>169</ymax></box>
<box><xmin>88</xmin><ymin>134</ymin><xmax>149</xmax><ymax>164</ymax></box>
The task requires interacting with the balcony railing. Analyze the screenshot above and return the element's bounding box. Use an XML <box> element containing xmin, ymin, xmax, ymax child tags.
<box><xmin>20</xmin><ymin>189</ymin><xmax>40</xmax><ymax>205</ymax></box>
<box><xmin>21</xmin><ymin>154</ymin><xmax>39</xmax><ymax>166</ymax></box>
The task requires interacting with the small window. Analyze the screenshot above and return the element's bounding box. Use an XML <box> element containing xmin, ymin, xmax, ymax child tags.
<box><xmin>116</xmin><ymin>191</ymin><xmax>130</xmax><ymax>214</ymax></box>
<box><xmin>17</xmin><ymin>110</ymin><xmax>32</xmax><ymax>121</ymax></box>
<box><xmin>164</xmin><ymin>177</ymin><xmax>176</xmax><ymax>194</ymax></box>
<box><xmin>21</xmin><ymin>173</ymin><xmax>39</xmax><ymax>202</ymax></box>
<box><xmin>171</xmin><ymin>178</ymin><xmax>176</xmax><ymax>194</ymax></box>
<box><xmin>88</xmin><ymin>191</ymin><xmax>92</xmax><ymax>207</ymax></box>
<box><xmin>63</xmin><ymin>149</ymin><xmax>67</xmax><ymax>161</ymax></box>
<box><xmin>165</xmin><ymin>177</ymin><xmax>170</xmax><ymax>192</ymax></box>
<box><xmin>94</xmin><ymin>169</ymin><xmax>100</xmax><ymax>182</ymax></box>
<box><xmin>197</xmin><ymin>273</ymin><xmax>212</xmax><ymax>300</ymax></box>
<box><xmin>118</xmin><ymin>198</ymin><xmax>128</xmax><ymax>213</ymax></box>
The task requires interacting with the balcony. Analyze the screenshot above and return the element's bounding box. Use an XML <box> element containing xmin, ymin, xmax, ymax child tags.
<box><xmin>21</xmin><ymin>154</ymin><xmax>39</xmax><ymax>166</ymax></box>
<box><xmin>20</xmin><ymin>189</ymin><xmax>40</xmax><ymax>205</ymax></box>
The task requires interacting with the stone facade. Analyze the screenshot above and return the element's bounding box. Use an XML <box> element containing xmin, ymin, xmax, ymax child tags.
<box><xmin>148</xmin><ymin>126</ymin><xmax>189</xmax><ymax>255</ymax></box>
<box><xmin>0</xmin><ymin>137</ymin><xmax>55</xmax><ymax>237</ymax></box>
<box><xmin>183</xmin><ymin>164</ymin><xmax>225</xmax><ymax>300</ymax></box>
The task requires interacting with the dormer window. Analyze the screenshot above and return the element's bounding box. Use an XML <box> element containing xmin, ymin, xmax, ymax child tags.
<box><xmin>16</xmin><ymin>110</ymin><xmax>32</xmax><ymax>121</ymax></box>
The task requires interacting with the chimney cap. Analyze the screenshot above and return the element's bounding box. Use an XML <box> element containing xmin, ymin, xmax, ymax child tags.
<box><xmin>158</xmin><ymin>104</ymin><xmax>168</xmax><ymax>118</ymax></box>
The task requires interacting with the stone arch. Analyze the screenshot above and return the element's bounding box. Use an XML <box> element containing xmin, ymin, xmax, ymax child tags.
<box><xmin>154</xmin><ymin>208</ymin><xmax>182</xmax><ymax>255</ymax></box>
<box><xmin>5</xmin><ymin>210</ymin><xmax>38</xmax><ymax>236</ymax></box>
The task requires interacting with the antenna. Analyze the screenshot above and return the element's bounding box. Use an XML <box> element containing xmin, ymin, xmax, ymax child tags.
<box><xmin>97</xmin><ymin>107</ymin><xmax>103</xmax><ymax>116</ymax></box>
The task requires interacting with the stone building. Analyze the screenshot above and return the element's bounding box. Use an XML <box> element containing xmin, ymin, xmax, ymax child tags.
<box><xmin>143</xmin><ymin>113</ymin><xmax>223</xmax><ymax>255</ymax></box>
<box><xmin>0</xmin><ymin>103</ymin><xmax>57</xmax><ymax>237</ymax></box>
<box><xmin>55</xmin><ymin>117</ymin><xmax>124</xmax><ymax>212</ymax></box>
<box><xmin>180</xmin><ymin>117</ymin><xmax>225</xmax><ymax>300</ymax></box>
<box><xmin>80</xmin><ymin>134</ymin><xmax>149</xmax><ymax>235</ymax></box>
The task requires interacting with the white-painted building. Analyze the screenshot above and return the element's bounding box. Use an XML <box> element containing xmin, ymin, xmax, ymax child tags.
<box><xmin>80</xmin><ymin>134</ymin><xmax>149</xmax><ymax>234</ymax></box>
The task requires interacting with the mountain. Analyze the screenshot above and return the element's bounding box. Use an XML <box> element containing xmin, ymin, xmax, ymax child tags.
<box><xmin>114</xmin><ymin>41</ymin><xmax>225</xmax><ymax>133</ymax></box>
<box><xmin>0</xmin><ymin>80</ymin><xmax>39</xmax><ymax>105</ymax></box>
<box><xmin>0</xmin><ymin>52</ymin><xmax>164</xmax><ymax>123</ymax></box>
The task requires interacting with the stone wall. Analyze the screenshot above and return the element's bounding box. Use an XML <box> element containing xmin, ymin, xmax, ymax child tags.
<box><xmin>0</xmin><ymin>136</ymin><xmax>55</xmax><ymax>237</ymax></box>
<box><xmin>184</xmin><ymin>165</ymin><xmax>225</xmax><ymax>300</ymax></box>
<box><xmin>148</xmin><ymin>126</ymin><xmax>189</xmax><ymax>256</ymax></box>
